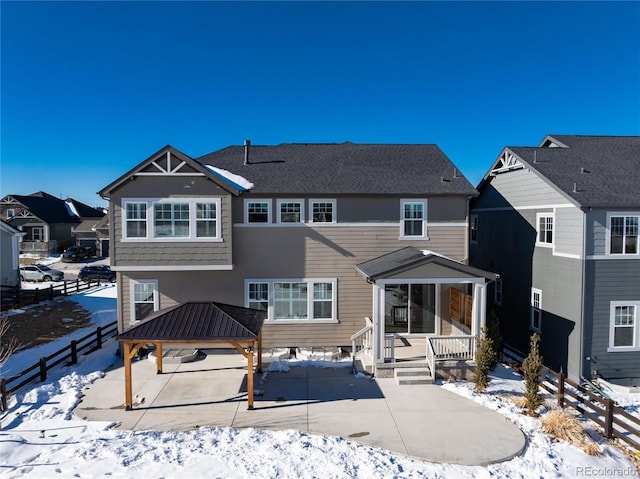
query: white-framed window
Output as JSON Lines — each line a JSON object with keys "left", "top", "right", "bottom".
{"left": 536, "top": 213, "right": 554, "bottom": 247}
{"left": 401, "top": 200, "right": 427, "bottom": 238}
{"left": 131, "top": 279, "right": 158, "bottom": 323}
{"left": 6, "top": 208, "right": 14, "bottom": 218}
{"left": 247, "top": 282, "right": 269, "bottom": 311}
{"left": 122, "top": 198, "right": 222, "bottom": 241}
{"left": 470, "top": 214, "right": 479, "bottom": 244}
{"left": 245, "top": 278, "right": 337, "bottom": 321}
{"left": 277, "top": 200, "right": 304, "bottom": 223}
{"left": 609, "top": 302, "right": 640, "bottom": 351}
{"left": 125, "top": 202, "right": 148, "bottom": 238}
{"left": 310, "top": 199, "right": 336, "bottom": 223}
{"left": 32, "top": 227, "right": 45, "bottom": 242}
{"left": 530, "top": 288, "right": 542, "bottom": 332}
{"left": 246, "top": 200, "right": 271, "bottom": 223}
{"left": 494, "top": 277, "right": 503, "bottom": 306}
{"left": 608, "top": 214, "right": 639, "bottom": 255}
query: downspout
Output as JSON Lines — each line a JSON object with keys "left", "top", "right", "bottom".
{"left": 579, "top": 209, "right": 587, "bottom": 379}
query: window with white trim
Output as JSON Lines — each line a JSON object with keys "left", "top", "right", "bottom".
{"left": 125, "top": 202, "right": 147, "bottom": 238}
{"left": 310, "top": 200, "right": 336, "bottom": 223}
{"left": 609, "top": 215, "right": 639, "bottom": 255}
{"left": 494, "top": 277, "right": 503, "bottom": 306}
{"left": 131, "top": 280, "right": 158, "bottom": 323}
{"left": 531, "top": 288, "right": 542, "bottom": 332}
{"left": 247, "top": 282, "right": 269, "bottom": 311}
{"left": 470, "top": 214, "right": 479, "bottom": 244}
{"left": 246, "top": 201, "right": 270, "bottom": 223}
{"left": 536, "top": 213, "right": 554, "bottom": 246}
{"left": 278, "top": 200, "right": 303, "bottom": 223}
{"left": 31, "top": 227, "right": 45, "bottom": 241}
{"left": 245, "top": 279, "right": 337, "bottom": 321}
{"left": 401, "top": 200, "right": 426, "bottom": 238}
{"left": 609, "top": 302, "right": 640, "bottom": 350}
{"left": 6, "top": 209, "right": 14, "bottom": 218}
{"left": 122, "top": 198, "right": 221, "bottom": 240}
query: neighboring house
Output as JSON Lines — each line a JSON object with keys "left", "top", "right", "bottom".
{"left": 0, "top": 220, "right": 25, "bottom": 287}
{"left": 470, "top": 135, "right": 640, "bottom": 381}
{"left": 72, "top": 212, "right": 109, "bottom": 257}
{"left": 0, "top": 191, "right": 105, "bottom": 255}
{"left": 99, "top": 142, "right": 496, "bottom": 374}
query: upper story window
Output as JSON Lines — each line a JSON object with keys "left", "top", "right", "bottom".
{"left": 310, "top": 200, "right": 336, "bottom": 223}
{"left": 609, "top": 302, "right": 640, "bottom": 351}
{"left": 531, "top": 288, "right": 542, "bottom": 332}
{"left": 246, "top": 201, "right": 271, "bottom": 223}
{"left": 494, "top": 277, "right": 503, "bottom": 306}
{"left": 401, "top": 200, "right": 426, "bottom": 238}
{"left": 278, "top": 200, "right": 304, "bottom": 223}
{"left": 470, "top": 214, "right": 479, "bottom": 244}
{"left": 122, "top": 198, "right": 221, "bottom": 241}
{"left": 609, "top": 214, "right": 639, "bottom": 255}
{"left": 6, "top": 208, "right": 14, "bottom": 218}
{"left": 536, "top": 213, "right": 554, "bottom": 247}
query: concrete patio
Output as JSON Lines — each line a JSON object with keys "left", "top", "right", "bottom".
{"left": 75, "top": 349, "right": 525, "bottom": 466}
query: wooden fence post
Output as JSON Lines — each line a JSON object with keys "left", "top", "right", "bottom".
{"left": 70, "top": 340, "right": 78, "bottom": 365}
{"left": 63, "top": 281, "right": 68, "bottom": 296}
{"left": 604, "top": 398, "right": 614, "bottom": 439}
{"left": 39, "top": 357, "right": 47, "bottom": 382}
{"left": 557, "top": 371, "right": 565, "bottom": 408}
{"left": 0, "top": 379, "right": 7, "bottom": 412}
{"left": 49, "top": 284, "right": 54, "bottom": 300}
{"left": 96, "top": 326, "right": 103, "bottom": 349}
{"left": 76, "top": 279, "right": 80, "bottom": 292}
{"left": 34, "top": 288, "right": 39, "bottom": 303}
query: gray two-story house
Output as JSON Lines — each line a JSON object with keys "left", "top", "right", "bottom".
{"left": 100, "top": 141, "right": 496, "bottom": 376}
{"left": 470, "top": 135, "right": 640, "bottom": 382}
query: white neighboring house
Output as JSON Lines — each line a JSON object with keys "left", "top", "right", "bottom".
{"left": 1, "top": 220, "right": 25, "bottom": 287}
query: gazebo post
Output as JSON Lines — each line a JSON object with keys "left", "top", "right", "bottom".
{"left": 247, "top": 341, "right": 254, "bottom": 410}
{"left": 257, "top": 330, "right": 263, "bottom": 373}
{"left": 156, "top": 342, "right": 163, "bottom": 374}
{"left": 123, "top": 342, "right": 133, "bottom": 411}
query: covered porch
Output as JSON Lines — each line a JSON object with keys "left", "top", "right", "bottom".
{"left": 353, "top": 247, "right": 497, "bottom": 380}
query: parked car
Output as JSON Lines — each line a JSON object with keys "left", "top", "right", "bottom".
{"left": 79, "top": 265, "right": 116, "bottom": 283}
{"left": 62, "top": 245, "right": 92, "bottom": 263}
{"left": 19, "top": 264, "right": 64, "bottom": 282}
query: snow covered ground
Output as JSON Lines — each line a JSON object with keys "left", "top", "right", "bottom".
{"left": 0, "top": 286, "right": 639, "bottom": 478}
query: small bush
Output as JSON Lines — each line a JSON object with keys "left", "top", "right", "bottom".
{"left": 541, "top": 409, "right": 601, "bottom": 456}
{"left": 474, "top": 326, "right": 495, "bottom": 393}
{"left": 523, "top": 333, "right": 544, "bottom": 413}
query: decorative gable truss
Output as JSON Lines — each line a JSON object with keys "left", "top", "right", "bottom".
{"left": 490, "top": 149, "right": 524, "bottom": 176}
{"left": 0, "top": 196, "right": 40, "bottom": 220}
{"left": 136, "top": 150, "right": 205, "bottom": 178}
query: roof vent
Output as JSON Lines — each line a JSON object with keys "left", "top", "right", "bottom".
{"left": 573, "top": 182, "right": 578, "bottom": 193}
{"left": 580, "top": 167, "right": 590, "bottom": 174}
{"left": 244, "top": 139, "right": 251, "bottom": 165}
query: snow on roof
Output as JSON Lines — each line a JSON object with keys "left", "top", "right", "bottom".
{"left": 204, "top": 165, "right": 254, "bottom": 191}
{"left": 64, "top": 199, "right": 80, "bottom": 217}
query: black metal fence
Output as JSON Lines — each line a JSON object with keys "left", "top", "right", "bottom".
{"left": 0, "top": 320, "right": 118, "bottom": 411}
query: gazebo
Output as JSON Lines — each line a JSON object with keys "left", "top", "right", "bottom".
{"left": 116, "top": 302, "right": 266, "bottom": 409}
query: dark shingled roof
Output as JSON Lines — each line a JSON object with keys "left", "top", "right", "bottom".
{"left": 117, "top": 302, "right": 265, "bottom": 342}
{"left": 196, "top": 142, "right": 478, "bottom": 196}
{"left": 507, "top": 135, "right": 640, "bottom": 208}
{"left": 356, "top": 246, "right": 497, "bottom": 282}
{"left": 6, "top": 192, "right": 105, "bottom": 224}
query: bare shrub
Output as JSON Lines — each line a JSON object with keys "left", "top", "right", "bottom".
{"left": 541, "top": 409, "right": 601, "bottom": 456}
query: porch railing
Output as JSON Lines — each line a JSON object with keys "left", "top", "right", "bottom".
{"left": 428, "top": 335, "right": 476, "bottom": 361}
{"left": 351, "top": 317, "right": 373, "bottom": 359}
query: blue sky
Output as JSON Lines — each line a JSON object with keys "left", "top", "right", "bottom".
{"left": 2, "top": 1, "right": 639, "bottom": 208}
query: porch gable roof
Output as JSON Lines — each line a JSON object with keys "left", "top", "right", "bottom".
{"left": 355, "top": 247, "right": 497, "bottom": 282}
{"left": 117, "top": 302, "right": 266, "bottom": 343}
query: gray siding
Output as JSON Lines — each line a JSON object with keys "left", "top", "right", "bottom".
{"left": 474, "top": 168, "right": 571, "bottom": 210}
{"left": 1, "top": 228, "right": 19, "bottom": 287}
{"left": 110, "top": 176, "right": 233, "bottom": 267}
{"left": 119, "top": 222, "right": 468, "bottom": 348}
{"left": 554, "top": 206, "right": 583, "bottom": 258}
{"left": 585, "top": 260, "right": 640, "bottom": 379}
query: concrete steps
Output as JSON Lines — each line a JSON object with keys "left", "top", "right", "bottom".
{"left": 395, "top": 367, "right": 433, "bottom": 385}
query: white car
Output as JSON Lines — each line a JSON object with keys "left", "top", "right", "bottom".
{"left": 19, "top": 264, "right": 64, "bottom": 282}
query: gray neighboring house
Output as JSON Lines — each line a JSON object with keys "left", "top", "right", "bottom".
{"left": 470, "top": 134, "right": 640, "bottom": 381}
{"left": 0, "top": 191, "right": 105, "bottom": 254}
{"left": 99, "top": 142, "right": 496, "bottom": 374}
{"left": 73, "top": 213, "right": 109, "bottom": 257}
{"left": 0, "top": 220, "right": 25, "bottom": 287}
